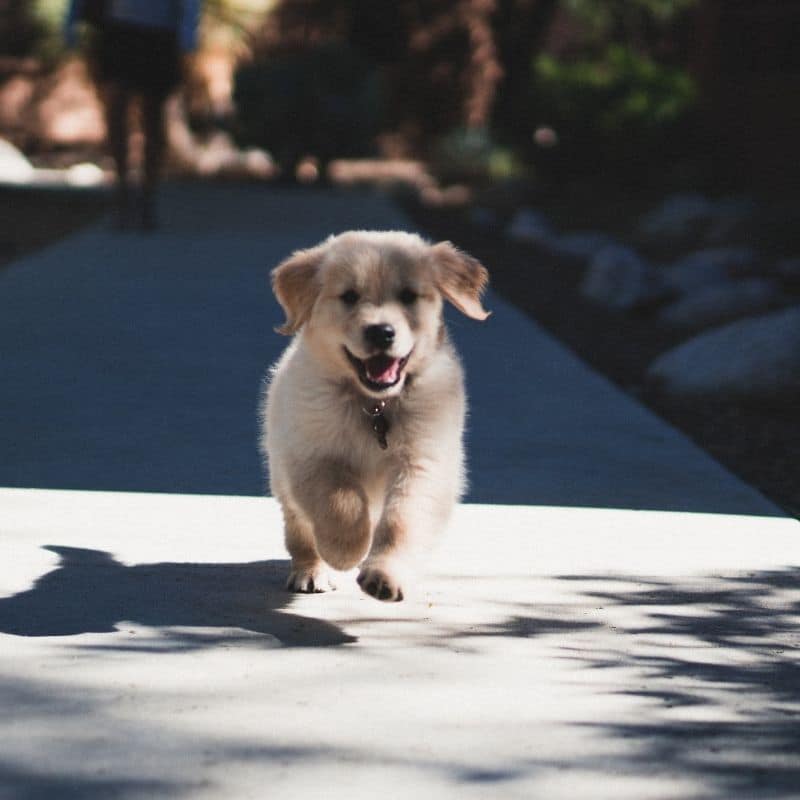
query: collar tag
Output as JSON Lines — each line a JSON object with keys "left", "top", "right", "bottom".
{"left": 362, "top": 399, "right": 389, "bottom": 449}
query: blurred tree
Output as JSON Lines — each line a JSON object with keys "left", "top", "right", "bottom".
{"left": 493, "top": 0, "right": 699, "bottom": 179}
{"left": 490, "top": 0, "right": 559, "bottom": 151}
{"left": 235, "top": 40, "right": 383, "bottom": 170}
{"left": 534, "top": 44, "right": 696, "bottom": 135}
{"left": 200, "top": 0, "right": 276, "bottom": 51}
{"left": 243, "top": 0, "right": 505, "bottom": 155}
{"left": 0, "top": 0, "right": 47, "bottom": 59}
{"left": 239, "top": 0, "right": 695, "bottom": 166}
{"left": 398, "top": 0, "right": 502, "bottom": 135}
{"left": 563, "top": 0, "right": 695, "bottom": 53}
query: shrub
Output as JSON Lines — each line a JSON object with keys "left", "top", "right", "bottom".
{"left": 233, "top": 42, "right": 385, "bottom": 170}
{"left": 529, "top": 44, "right": 697, "bottom": 175}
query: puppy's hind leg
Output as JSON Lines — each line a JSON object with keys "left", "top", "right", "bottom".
{"left": 282, "top": 503, "right": 336, "bottom": 593}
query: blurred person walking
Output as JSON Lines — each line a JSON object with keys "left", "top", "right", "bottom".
{"left": 65, "top": 0, "right": 201, "bottom": 230}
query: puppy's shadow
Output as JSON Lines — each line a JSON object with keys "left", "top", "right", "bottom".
{"left": 0, "top": 545, "right": 354, "bottom": 649}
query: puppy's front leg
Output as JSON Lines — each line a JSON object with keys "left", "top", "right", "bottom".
{"left": 290, "top": 460, "right": 372, "bottom": 573}
{"left": 282, "top": 503, "right": 335, "bottom": 593}
{"left": 358, "top": 465, "right": 458, "bottom": 602}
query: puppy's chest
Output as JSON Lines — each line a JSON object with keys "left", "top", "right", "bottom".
{"left": 310, "top": 397, "right": 412, "bottom": 466}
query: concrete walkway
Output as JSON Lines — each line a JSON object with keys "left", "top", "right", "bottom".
{"left": 0, "top": 183, "right": 782, "bottom": 513}
{"left": 1, "top": 184, "right": 798, "bottom": 799}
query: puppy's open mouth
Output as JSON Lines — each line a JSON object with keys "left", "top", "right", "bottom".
{"left": 344, "top": 348, "right": 411, "bottom": 392}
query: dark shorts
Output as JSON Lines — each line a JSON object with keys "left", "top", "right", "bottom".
{"left": 93, "top": 23, "right": 180, "bottom": 97}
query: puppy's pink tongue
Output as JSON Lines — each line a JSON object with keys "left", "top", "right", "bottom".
{"left": 365, "top": 355, "right": 400, "bottom": 384}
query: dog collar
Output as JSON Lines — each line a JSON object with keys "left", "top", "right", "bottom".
{"left": 362, "top": 399, "right": 390, "bottom": 449}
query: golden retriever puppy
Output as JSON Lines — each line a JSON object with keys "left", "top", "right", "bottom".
{"left": 261, "top": 231, "right": 489, "bottom": 601}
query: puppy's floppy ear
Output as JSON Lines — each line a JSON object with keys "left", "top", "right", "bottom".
{"left": 431, "top": 241, "right": 491, "bottom": 321}
{"left": 271, "top": 246, "right": 324, "bottom": 335}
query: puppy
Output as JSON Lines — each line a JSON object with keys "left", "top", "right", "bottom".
{"left": 261, "top": 231, "right": 489, "bottom": 601}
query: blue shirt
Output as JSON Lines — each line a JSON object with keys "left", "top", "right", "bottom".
{"left": 65, "top": 0, "right": 201, "bottom": 52}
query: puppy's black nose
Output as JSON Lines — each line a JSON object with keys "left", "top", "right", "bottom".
{"left": 364, "top": 323, "right": 395, "bottom": 350}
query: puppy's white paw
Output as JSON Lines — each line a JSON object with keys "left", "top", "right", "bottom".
{"left": 357, "top": 562, "right": 404, "bottom": 602}
{"left": 286, "top": 564, "right": 336, "bottom": 594}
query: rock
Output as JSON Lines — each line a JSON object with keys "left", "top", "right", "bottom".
{"left": 0, "top": 138, "right": 34, "bottom": 183}
{"left": 704, "top": 195, "right": 758, "bottom": 244}
{"left": 580, "top": 245, "right": 667, "bottom": 311}
{"left": 657, "top": 278, "right": 786, "bottom": 331}
{"left": 662, "top": 247, "right": 760, "bottom": 294}
{"left": 639, "top": 193, "right": 758, "bottom": 248}
{"left": 646, "top": 306, "right": 800, "bottom": 400}
{"left": 506, "top": 208, "right": 554, "bottom": 247}
{"left": 507, "top": 210, "right": 614, "bottom": 262}
{"left": 638, "top": 192, "right": 713, "bottom": 245}
{"left": 548, "top": 231, "right": 615, "bottom": 262}
{"left": 468, "top": 206, "right": 498, "bottom": 229}
{"left": 775, "top": 257, "right": 800, "bottom": 289}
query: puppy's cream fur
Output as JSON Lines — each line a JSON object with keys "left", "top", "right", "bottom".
{"left": 260, "top": 231, "right": 489, "bottom": 601}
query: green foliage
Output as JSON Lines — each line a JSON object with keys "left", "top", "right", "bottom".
{"left": 433, "top": 127, "right": 528, "bottom": 181}
{"left": 563, "top": 0, "right": 695, "bottom": 42}
{"left": 530, "top": 44, "right": 697, "bottom": 172}
{"left": 34, "top": 0, "right": 68, "bottom": 31}
{"left": 199, "top": 0, "right": 275, "bottom": 49}
{"left": 30, "top": 0, "right": 69, "bottom": 62}
{"left": 0, "top": 1, "right": 60, "bottom": 61}
{"left": 535, "top": 45, "right": 696, "bottom": 134}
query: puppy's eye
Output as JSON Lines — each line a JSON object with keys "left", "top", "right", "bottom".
{"left": 340, "top": 289, "right": 359, "bottom": 307}
{"left": 399, "top": 288, "right": 418, "bottom": 305}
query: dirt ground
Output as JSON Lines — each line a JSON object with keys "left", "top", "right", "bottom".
{"left": 2, "top": 182, "right": 797, "bottom": 519}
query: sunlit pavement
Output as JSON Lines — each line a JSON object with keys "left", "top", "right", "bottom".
{"left": 1, "top": 183, "right": 798, "bottom": 798}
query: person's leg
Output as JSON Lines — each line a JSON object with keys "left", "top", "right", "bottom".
{"left": 103, "top": 81, "right": 132, "bottom": 228}
{"left": 140, "top": 91, "right": 167, "bottom": 230}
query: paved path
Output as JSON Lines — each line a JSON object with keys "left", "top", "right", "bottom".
{"left": 0, "top": 183, "right": 781, "bottom": 513}
{"left": 1, "top": 488, "right": 798, "bottom": 799}
{"left": 1, "top": 184, "right": 798, "bottom": 799}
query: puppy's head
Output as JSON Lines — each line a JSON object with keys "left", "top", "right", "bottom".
{"left": 272, "top": 231, "right": 489, "bottom": 398}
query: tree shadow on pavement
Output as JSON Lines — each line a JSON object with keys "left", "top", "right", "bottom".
{"left": 0, "top": 760, "right": 187, "bottom": 800}
{"left": 559, "top": 568, "right": 800, "bottom": 800}
{"left": 0, "top": 545, "right": 354, "bottom": 649}
{"left": 0, "top": 672, "right": 326, "bottom": 800}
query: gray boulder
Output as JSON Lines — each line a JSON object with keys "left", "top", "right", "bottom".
{"left": 638, "top": 192, "right": 712, "bottom": 244}
{"left": 580, "top": 245, "right": 667, "bottom": 311}
{"left": 704, "top": 196, "right": 758, "bottom": 244}
{"left": 776, "top": 257, "right": 800, "bottom": 286}
{"left": 646, "top": 306, "right": 800, "bottom": 399}
{"left": 469, "top": 206, "right": 498, "bottom": 230}
{"left": 548, "top": 230, "right": 615, "bottom": 262}
{"left": 639, "top": 193, "right": 759, "bottom": 247}
{"left": 662, "top": 247, "right": 760, "bottom": 294}
{"left": 657, "top": 278, "right": 786, "bottom": 331}
{"left": 506, "top": 208, "right": 554, "bottom": 247}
